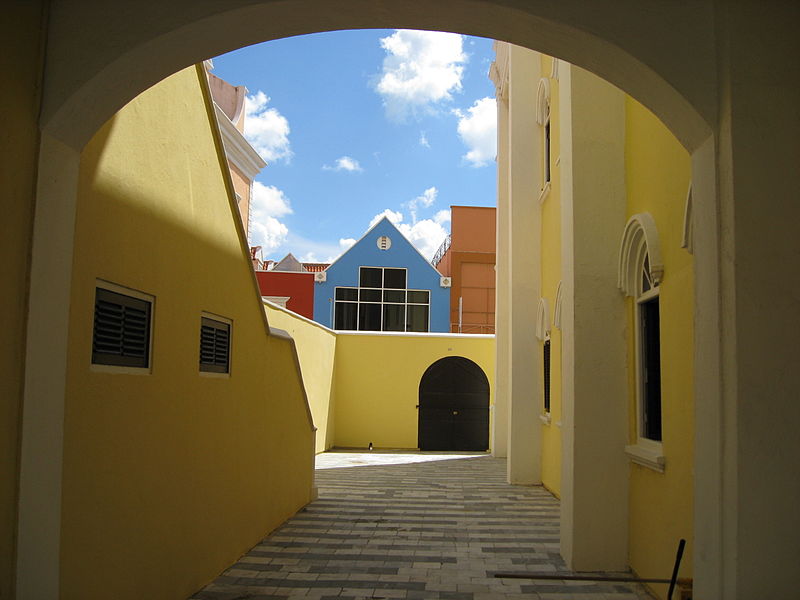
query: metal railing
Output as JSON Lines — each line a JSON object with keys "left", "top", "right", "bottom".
{"left": 450, "top": 323, "right": 495, "bottom": 335}
{"left": 431, "top": 234, "right": 452, "bottom": 267}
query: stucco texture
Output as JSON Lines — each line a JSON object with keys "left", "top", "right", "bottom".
{"left": 265, "top": 303, "right": 337, "bottom": 452}
{"left": 333, "top": 333, "right": 495, "bottom": 449}
{"left": 60, "top": 66, "right": 314, "bottom": 600}
{"left": 539, "top": 53, "right": 563, "bottom": 499}
{"left": 624, "top": 96, "right": 693, "bottom": 598}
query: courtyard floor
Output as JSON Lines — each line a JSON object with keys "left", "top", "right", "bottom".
{"left": 191, "top": 451, "right": 655, "bottom": 600}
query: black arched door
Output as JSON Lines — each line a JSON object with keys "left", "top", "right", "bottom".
{"left": 418, "top": 357, "right": 489, "bottom": 451}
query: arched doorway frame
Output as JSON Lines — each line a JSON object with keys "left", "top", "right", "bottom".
{"left": 20, "top": 2, "right": 732, "bottom": 598}
{"left": 418, "top": 356, "right": 490, "bottom": 451}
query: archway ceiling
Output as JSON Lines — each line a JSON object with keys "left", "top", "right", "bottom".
{"left": 43, "top": 0, "right": 714, "bottom": 151}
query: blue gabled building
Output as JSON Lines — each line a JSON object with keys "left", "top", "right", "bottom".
{"left": 313, "top": 217, "right": 450, "bottom": 332}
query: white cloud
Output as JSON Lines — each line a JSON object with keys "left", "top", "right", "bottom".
{"left": 249, "top": 182, "right": 292, "bottom": 251}
{"left": 433, "top": 209, "right": 451, "bottom": 225}
{"left": 339, "top": 238, "right": 357, "bottom": 250}
{"left": 300, "top": 251, "right": 336, "bottom": 263}
{"left": 376, "top": 30, "right": 466, "bottom": 120}
{"left": 417, "top": 186, "right": 437, "bottom": 208}
{"left": 369, "top": 208, "right": 405, "bottom": 228}
{"left": 453, "top": 96, "right": 497, "bottom": 167}
{"left": 407, "top": 186, "right": 438, "bottom": 223}
{"left": 419, "top": 131, "right": 430, "bottom": 148}
{"left": 251, "top": 181, "right": 292, "bottom": 217}
{"left": 323, "top": 156, "right": 363, "bottom": 172}
{"left": 244, "top": 91, "right": 292, "bottom": 163}
{"left": 396, "top": 219, "right": 449, "bottom": 260}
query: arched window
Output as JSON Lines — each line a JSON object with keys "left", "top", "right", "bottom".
{"left": 536, "top": 298, "right": 551, "bottom": 415}
{"left": 619, "top": 214, "right": 664, "bottom": 450}
{"left": 536, "top": 78, "right": 551, "bottom": 191}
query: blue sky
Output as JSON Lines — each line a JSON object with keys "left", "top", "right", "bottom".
{"left": 211, "top": 29, "right": 497, "bottom": 263}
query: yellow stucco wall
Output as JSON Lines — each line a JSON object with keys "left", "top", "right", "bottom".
{"left": 265, "top": 302, "right": 338, "bottom": 452}
{"left": 333, "top": 333, "right": 496, "bottom": 449}
{"left": 0, "top": 3, "right": 43, "bottom": 596}
{"left": 539, "top": 54, "right": 563, "bottom": 498}
{"left": 60, "top": 66, "right": 314, "bottom": 600}
{"left": 624, "top": 96, "right": 694, "bottom": 598}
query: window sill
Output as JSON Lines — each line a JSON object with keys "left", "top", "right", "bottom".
{"left": 200, "top": 371, "right": 230, "bottom": 379}
{"left": 625, "top": 443, "right": 665, "bottom": 472}
{"left": 91, "top": 364, "right": 151, "bottom": 375}
{"left": 538, "top": 181, "right": 551, "bottom": 205}
{"left": 539, "top": 413, "right": 552, "bottom": 425}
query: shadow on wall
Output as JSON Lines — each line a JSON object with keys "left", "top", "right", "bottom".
{"left": 59, "top": 66, "right": 315, "bottom": 600}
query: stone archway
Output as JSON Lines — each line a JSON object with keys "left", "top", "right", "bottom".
{"left": 19, "top": 3, "right": 800, "bottom": 599}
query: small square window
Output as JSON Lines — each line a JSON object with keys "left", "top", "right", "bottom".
{"left": 358, "top": 303, "right": 382, "bottom": 331}
{"left": 359, "top": 288, "right": 382, "bottom": 302}
{"left": 383, "top": 268, "right": 406, "bottom": 289}
{"left": 200, "top": 316, "right": 231, "bottom": 374}
{"left": 406, "top": 304, "right": 429, "bottom": 332}
{"left": 335, "top": 287, "right": 358, "bottom": 301}
{"left": 92, "top": 287, "right": 152, "bottom": 368}
{"left": 407, "top": 290, "right": 429, "bottom": 304}
{"left": 383, "top": 304, "right": 405, "bottom": 332}
{"left": 334, "top": 302, "right": 357, "bottom": 330}
{"left": 359, "top": 267, "right": 382, "bottom": 288}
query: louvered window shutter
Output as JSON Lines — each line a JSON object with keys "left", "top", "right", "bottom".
{"left": 199, "top": 317, "right": 230, "bottom": 373}
{"left": 92, "top": 288, "right": 152, "bottom": 368}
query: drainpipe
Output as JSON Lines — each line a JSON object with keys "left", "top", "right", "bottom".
{"left": 458, "top": 296, "right": 463, "bottom": 333}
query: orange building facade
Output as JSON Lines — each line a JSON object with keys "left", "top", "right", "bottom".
{"left": 434, "top": 206, "right": 496, "bottom": 334}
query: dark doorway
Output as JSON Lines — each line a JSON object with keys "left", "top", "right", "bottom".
{"left": 418, "top": 357, "right": 490, "bottom": 451}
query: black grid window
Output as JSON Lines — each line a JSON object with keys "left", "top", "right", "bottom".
{"left": 333, "top": 266, "right": 429, "bottom": 332}
{"left": 543, "top": 339, "right": 551, "bottom": 413}
{"left": 200, "top": 317, "right": 231, "bottom": 374}
{"left": 92, "top": 287, "right": 152, "bottom": 368}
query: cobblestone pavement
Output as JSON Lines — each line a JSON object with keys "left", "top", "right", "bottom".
{"left": 191, "top": 451, "right": 655, "bottom": 600}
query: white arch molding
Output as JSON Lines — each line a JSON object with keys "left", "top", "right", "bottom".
{"left": 535, "top": 77, "right": 551, "bottom": 126}
{"left": 617, "top": 213, "right": 664, "bottom": 297}
{"left": 553, "top": 281, "right": 563, "bottom": 330}
{"left": 535, "top": 298, "right": 550, "bottom": 341}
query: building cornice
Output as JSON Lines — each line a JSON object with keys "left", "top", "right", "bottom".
{"left": 214, "top": 103, "right": 267, "bottom": 181}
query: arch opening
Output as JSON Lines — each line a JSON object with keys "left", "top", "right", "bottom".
{"left": 41, "top": 0, "right": 712, "bottom": 152}
{"left": 418, "top": 356, "right": 490, "bottom": 451}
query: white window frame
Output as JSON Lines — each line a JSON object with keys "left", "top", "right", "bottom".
{"left": 627, "top": 253, "right": 665, "bottom": 472}
{"left": 332, "top": 266, "right": 431, "bottom": 332}
{"left": 618, "top": 214, "right": 666, "bottom": 472}
{"left": 536, "top": 77, "right": 552, "bottom": 203}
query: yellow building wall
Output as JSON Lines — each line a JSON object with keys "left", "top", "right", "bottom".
{"left": 0, "top": 3, "right": 44, "bottom": 596}
{"left": 60, "top": 66, "right": 314, "bottom": 600}
{"left": 624, "top": 97, "right": 693, "bottom": 598}
{"left": 333, "top": 334, "right": 495, "bottom": 449}
{"left": 539, "top": 54, "right": 563, "bottom": 498}
{"left": 265, "top": 302, "right": 338, "bottom": 452}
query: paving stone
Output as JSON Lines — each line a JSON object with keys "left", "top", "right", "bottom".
{"left": 190, "top": 452, "right": 655, "bottom": 600}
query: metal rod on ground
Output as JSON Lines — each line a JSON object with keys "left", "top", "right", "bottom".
{"left": 493, "top": 572, "right": 674, "bottom": 584}
{"left": 668, "top": 538, "right": 686, "bottom": 600}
